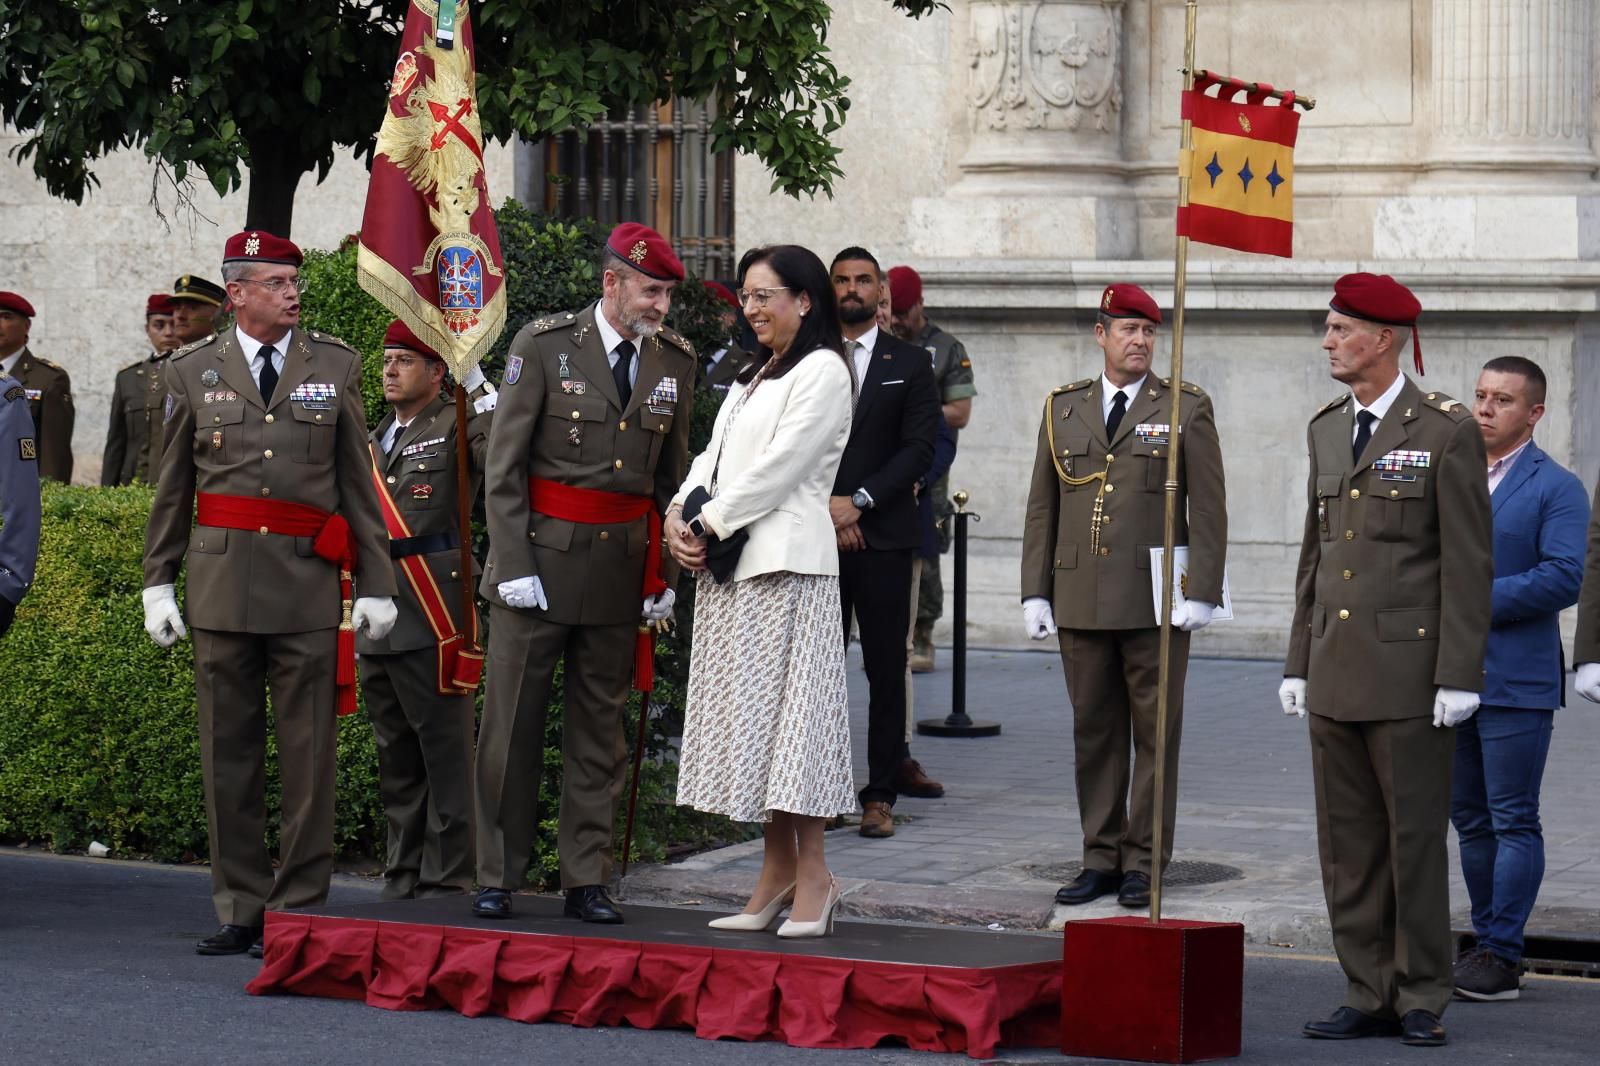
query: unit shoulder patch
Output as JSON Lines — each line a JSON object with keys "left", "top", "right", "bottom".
{"left": 4, "top": 385, "right": 22, "bottom": 403}
{"left": 19, "top": 437, "right": 36, "bottom": 460}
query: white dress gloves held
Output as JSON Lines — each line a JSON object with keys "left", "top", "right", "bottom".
{"left": 352, "top": 597, "right": 398, "bottom": 641}
{"left": 1278, "top": 677, "right": 1308, "bottom": 719}
{"left": 499, "top": 575, "right": 548, "bottom": 611}
{"left": 642, "top": 587, "right": 676, "bottom": 622}
{"left": 1432, "top": 686, "right": 1480, "bottom": 728}
{"left": 1575, "top": 662, "right": 1600, "bottom": 704}
{"left": 141, "top": 584, "right": 187, "bottom": 648}
{"left": 1022, "top": 597, "right": 1057, "bottom": 640}
{"left": 1172, "top": 600, "right": 1216, "bottom": 632}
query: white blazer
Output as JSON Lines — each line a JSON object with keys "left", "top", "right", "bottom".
{"left": 673, "top": 347, "right": 852, "bottom": 580}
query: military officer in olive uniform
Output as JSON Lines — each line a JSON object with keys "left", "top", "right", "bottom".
{"left": 887, "top": 265, "right": 978, "bottom": 673}
{"left": 103, "top": 294, "right": 179, "bottom": 486}
{"left": 0, "top": 292, "right": 75, "bottom": 483}
{"left": 358, "top": 319, "right": 494, "bottom": 899}
{"left": 1281, "top": 274, "right": 1492, "bottom": 1048}
{"left": 142, "top": 230, "right": 399, "bottom": 957}
{"left": 473, "top": 223, "right": 695, "bottom": 924}
{"left": 1021, "top": 283, "right": 1227, "bottom": 910}
{"left": 171, "top": 274, "right": 228, "bottom": 346}
{"left": 701, "top": 281, "right": 750, "bottom": 393}
{"left": 1, "top": 370, "right": 41, "bottom": 638}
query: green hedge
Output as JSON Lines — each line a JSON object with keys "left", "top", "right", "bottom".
{"left": 0, "top": 203, "right": 751, "bottom": 883}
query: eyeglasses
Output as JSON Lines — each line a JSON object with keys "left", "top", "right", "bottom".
{"left": 381, "top": 354, "right": 427, "bottom": 370}
{"left": 737, "top": 287, "right": 795, "bottom": 309}
{"left": 239, "top": 276, "right": 307, "bottom": 295}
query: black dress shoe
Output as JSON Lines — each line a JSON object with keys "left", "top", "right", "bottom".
{"left": 1401, "top": 1010, "right": 1447, "bottom": 1047}
{"left": 1302, "top": 1006, "right": 1402, "bottom": 1040}
{"left": 247, "top": 934, "right": 265, "bottom": 959}
{"left": 1055, "top": 868, "right": 1121, "bottom": 905}
{"left": 564, "top": 885, "right": 624, "bottom": 924}
{"left": 1117, "top": 871, "right": 1151, "bottom": 908}
{"left": 196, "top": 924, "right": 261, "bottom": 956}
{"left": 472, "top": 887, "right": 513, "bottom": 919}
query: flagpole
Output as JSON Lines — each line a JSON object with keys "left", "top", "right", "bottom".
{"left": 1150, "top": 0, "right": 1199, "bottom": 926}
{"left": 453, "top": 382, "right": 476, "bottom": 666}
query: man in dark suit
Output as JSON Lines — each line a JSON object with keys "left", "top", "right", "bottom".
{"left": 1450, "top": 356, "right": 1587, "bottom": 1002}
{"left": 828, "top": 248, "right": 940, "bottom": 838}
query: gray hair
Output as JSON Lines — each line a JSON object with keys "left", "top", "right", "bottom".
{"left": 220, "top": 262, "right": 263, "bottom": 284}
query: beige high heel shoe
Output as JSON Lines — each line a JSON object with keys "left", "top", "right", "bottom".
{"left": 775, "top": 878, "right": 841, "bottom": 939}
{"left": 707, "top": 880, "right": 797, "bottom": 931}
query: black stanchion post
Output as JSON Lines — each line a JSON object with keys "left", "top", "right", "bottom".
{"left": 918, "top": 490, "right": 1001, "bottom": 738}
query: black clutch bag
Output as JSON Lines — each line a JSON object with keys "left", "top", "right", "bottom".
{"left": 682, "top": 486, "right": 748, "bottom": 584}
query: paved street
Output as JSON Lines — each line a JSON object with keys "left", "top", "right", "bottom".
{"left": 629, "top": 648, "right": 1600, "bottom": 951}
{"left": 3, "top": 848, "right": 1598, "bottom": 1064}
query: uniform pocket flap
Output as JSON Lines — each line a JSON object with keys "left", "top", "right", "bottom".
{"left": 204, "top": 403, "right": 248, "bottom": 427}
{"left": 1316, "top": 474, "right": 1343, "bottom": 498}
{"left": 1059, "top": 434, "right": 1091, "bottom": 457}
{"left": 1375, "top": 477, "right": 1426, "bottom": 500}
{"left": 558, "top": 396, "right": 609, "bottom": 423}
{"left": 529, "top": 514, "right": 575, "bottom": 551}
{"left": 1054, "top": 544, "right": 1077, "bottom": 569}
{"left": 1376, "top": 607, "right": 1440, "bottom": 641}
{"left": 189, "top": 527, "right": 228, "bottom": 554}
{"left": 289, "top": 402, "right": 336, "bottom": 424}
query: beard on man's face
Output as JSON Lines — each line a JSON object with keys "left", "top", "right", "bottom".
{"left": 838, "top": 296, "right": 876, "bottom": 325}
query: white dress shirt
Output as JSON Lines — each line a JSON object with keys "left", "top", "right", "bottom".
{"left": 381, "top": 416, "right": 412, "bottom": 455}
{"left": 1487, "top": 436, "right": 1534, "bottom": 495}
{"left": 593, "top": 300, "right": 640, "bottom": 389}
{"left": 234, "top": 326, "right": 288, "bottom": 390}
{"left": 0, "top": 350, "right": 22, "bottom": 377}
{"left": 1100, "top": 372, "right": 1147, "bottom": 420}
{"left": 1351, "top": 371, "right": 1405, "bottom": 445}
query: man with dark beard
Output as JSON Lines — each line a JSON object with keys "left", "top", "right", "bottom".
{"left": 828, "top": 248, "right": 940, "bottom": 837}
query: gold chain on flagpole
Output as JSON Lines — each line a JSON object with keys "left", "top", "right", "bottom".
{"left": 1150, "top": 0, "right": 1200, "bottom": 927}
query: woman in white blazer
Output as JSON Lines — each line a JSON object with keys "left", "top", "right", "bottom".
{"left": 666, "top": 245, "right": 855, "bottom": 938}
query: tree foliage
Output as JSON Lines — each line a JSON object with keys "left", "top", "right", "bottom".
{"left": 0, "top": 0, "right": 944, "bottom": 234}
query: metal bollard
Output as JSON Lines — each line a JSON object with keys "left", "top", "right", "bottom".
{"left": 917, "top": 491, "right": 1001, "bottom": 738}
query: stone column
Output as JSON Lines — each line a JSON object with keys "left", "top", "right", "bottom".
{"left": 1429, "top": 0, "right": 1596, "bottom": 177}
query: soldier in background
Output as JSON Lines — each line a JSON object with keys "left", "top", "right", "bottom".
{"left": 887, "top": 265, "right": 977, "bottom": 672}
{"left": 1282, "top": 273, "right": 1492, "bottom": 1047}
{"left": 700, "top": 280, "right": 750, "bottom": 394}
{"left": 472, "top": 223, "right": 694, "bottom": 924}
{"left": 103, "top": 294, "right": 178, "bottom": 486}
{"left": 0, "top": 369, "right": 41, "bottom": 638}
{"left": 170, "top": 274, "right": 228, "bottom": 346}
{"left": 358, "top": 320, "right": 494, "bottom": 899}
{"left": 0, "top": 292, "right": 74, "bottom": 483}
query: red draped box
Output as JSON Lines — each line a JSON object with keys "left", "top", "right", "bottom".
{"left": 1060, "top": 917, "right": 1243, "bottom": 1063}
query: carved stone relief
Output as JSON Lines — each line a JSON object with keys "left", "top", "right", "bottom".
{"left": 967, "top": 1, "right": 1122, "bottom": 135}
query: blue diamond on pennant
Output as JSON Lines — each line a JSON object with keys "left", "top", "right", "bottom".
{"left": 1237, "top": 159, "right": 1254, "bottom": 193}
{"left": 1204, "top": 151, "right": 1223, "bottom": 188}
{"left": 1267, "top": 160, "right": 1285, "bottom": 197}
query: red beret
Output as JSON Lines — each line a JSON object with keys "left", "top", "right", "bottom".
{"left": 383, "top": 319, "right": 440, "bottom": 360}
{"left": 606, "top": 223, "right": 684, "bottom": 282}
{"left": 0, "top": 291, "right": 36, "bottom": 318}
{"left": 887, "top": 266, "right": 922, "bottom": 314}
{"left": 1098, "top": 283, "right": 1162, "bottom": 326}
{"left": 1330, "top": 272, "right": 1424, "bottom": 374}
{"left": 703, "top": 280, "right": 740, "bottom": 311}
{"left": 145, "top": 294, "right": 176, "bottom": 316}
{"left": 223, "top": 230, "right": 303, "bottom": 267}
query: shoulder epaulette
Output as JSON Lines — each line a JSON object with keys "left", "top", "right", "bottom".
{"left": 655, "top": 327, "right": 696, "bottom": 360}
{"left": 1159, "top": 376, "right": 1206, "bottom": 397}
{"left": 525, "top": 314, "right": 570, "bottom": 336}
{"left": 1312, "top": 392, "right": 1350, "bottom": 418}
{"left": 171, "top": 334, "right": 215, "bottom": 360}
{"left": 308, "top": 330, "right": 359, "bottom": 355}
{"left": 37, "top": 357, "right": 64, "bottom": 371}
{"left": 1421, "top": 390, "right": 1471, "bottom": 419}
{"left": 1054, "top": 379, "right": 1094, "bottom": 395}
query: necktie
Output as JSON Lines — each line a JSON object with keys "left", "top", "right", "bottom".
{"left": 1353, "top": 410, "right": 1376, "bottom": 464}
{"left": 613, "top": 340, "right": 635, "bottom": 408}
{"left": 383, "top": 419, "right": 405, "bottom": 454}
{"left": 258, "top": 346, "right": 279, "bottom": 406}
{"left": 1105, "top": 389, "right": 1127, "bottom": 441}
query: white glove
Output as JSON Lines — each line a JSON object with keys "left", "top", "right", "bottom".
{"left": 1432, "top": 686, "right": 1480, "bottom": 728}
{"left": 1576, "top": 663, "right": 1600, "bottom": 704}
{"left": 642, "top": 587, "right": 676, "bottom": 622}
{"left": 141, "top": 584, "right": 187, "bottom": 648}
{"left": 1171, "top": 600, "right": 1216, "bottom": 632}
{"left": 352, "top": 596, "right": 398, "bottom": 641}
{"left": 1022, "top": 597, "right": 1057, "bottom": 640}
{"left": 498, "top": 575, "right": 548, "bottom": 611}
{"left": 1278, "top": 677, "right": 1307, "bottom": 719}
{"left": 462, "top": 364, "right": 487, "bottom": 391}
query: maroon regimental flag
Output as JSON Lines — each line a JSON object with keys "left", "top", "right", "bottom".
{"left": 358, "top": 0, "right": 505, "bottom": 375}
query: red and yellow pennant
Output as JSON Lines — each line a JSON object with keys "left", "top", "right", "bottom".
{"left": 1177, "top": 71, "right": 1304, "bottom": 258}
{"left": 358, "top": 0, "right": 506, "bottom": 377}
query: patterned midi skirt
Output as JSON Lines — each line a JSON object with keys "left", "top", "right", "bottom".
{"left": 676, "top": 570, "right": 857, "bottom": 822}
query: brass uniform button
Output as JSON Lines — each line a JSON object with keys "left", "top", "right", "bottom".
{"left": 259, "top": 526, "right": 270, "bottom": 536}
{"left": 614, "top": 459, "right": 623, "bottom": 469}
{"left": 599, "top": 530, "right": 610, "bottom": 541}
{"left": 263, "top": 449, "right": 273, "bottom": 459}
{"left": 315, "top": 413, "right": 323, "bottom": 422}
{"left": 1055, "top": 558, "right": 1061, "bottom": 566}
{"left": 1152, "top": 448, "right": 1162, "bottom": 457}
{"left": 1390, "top": 489, "right": 1399, "bottom": 497}
{"left": 1106, "top": 454, "right": 1115, "bottom": 463}
{"left": 213, "top": 415, "right": 221, "bottom": 424}
{"left": 265, "top": 413, "right": 275, "bottom": 424}
{"left": 528, "top": 531, "right": 536, "bottom": 540}
{"left": 417, "top": 463, "right": 426, "bottom": 471}
{"left": 571, "top": 410, "right": 581, "bottom": 419}
{"left": 1349, "top": 489, "right": 1360, "bottom": 499}
{"left": 1100, "top": 546, "right": 1110, "bottom": 556}
{"left": 1418, "top": 628, "right": 1427, "bottom": 637}
{"left": 618, "top": 420, "right": 627, "bottom": 430}
{"left": 451, "top": 571, "right": 459, "bottom": 579}
{"left": 1343, "top": 569, "right": 1353, "bottom": 580}
{"left": 386, "top": 475, "right": 396, "bottom": 484}
{"left": 1338, "top": 609, "right": 1350, "bottom": 620}
{"left": 1345, "top": 530, "right": 1355, "bottom": 540}
{"left": 260, "top": 487, "right": 270, "bottom": 497}
{"left": 1105, "top": 483, "right": 1115, "bottom": 493}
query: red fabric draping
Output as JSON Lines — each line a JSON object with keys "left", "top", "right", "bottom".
{"left": 246, "top": 912, "right": 1060, "bottom": 1058}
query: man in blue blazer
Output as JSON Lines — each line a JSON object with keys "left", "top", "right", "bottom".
{"left": 1451, "top": 356, "right": 1588, "bottom": 1002}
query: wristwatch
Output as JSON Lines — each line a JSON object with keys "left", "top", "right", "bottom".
{"left": 850, "top": 488, "right": 874, "bottom": 510}
{"left": 687, "top": 515, "right": 708, "bottom": 538}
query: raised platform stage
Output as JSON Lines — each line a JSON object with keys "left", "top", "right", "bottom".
{"left": 245, "top": 895, "right": 1062, "bottom": 1058}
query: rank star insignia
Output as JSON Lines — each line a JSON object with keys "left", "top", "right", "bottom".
{"left": 245, "top": 233, "right": 261, "bottom": 256}
{"left": 628, "top": 240, "right": 648, "bottom": 264}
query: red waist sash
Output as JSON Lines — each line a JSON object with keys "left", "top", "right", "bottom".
{"left": 195, "top": 491, "right": 360, "bottom": 715}
{"left": 528, "top": 477, "right": 665, "bottom": 692}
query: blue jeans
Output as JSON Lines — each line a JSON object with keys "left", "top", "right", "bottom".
{"left": 1450, "top": 705, "right": 1554, "bottom": 964}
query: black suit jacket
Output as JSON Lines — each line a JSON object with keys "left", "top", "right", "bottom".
{"left": 831, "top": 330, "right": 940, "bottom": 551}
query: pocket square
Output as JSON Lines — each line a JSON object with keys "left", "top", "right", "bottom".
{"left": 881, "top": 379, "right": 905, "bottom": 385}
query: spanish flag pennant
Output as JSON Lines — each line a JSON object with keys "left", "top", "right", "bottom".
{"left": 1177, "top": 71, "right": 1304, "bottom": 258}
